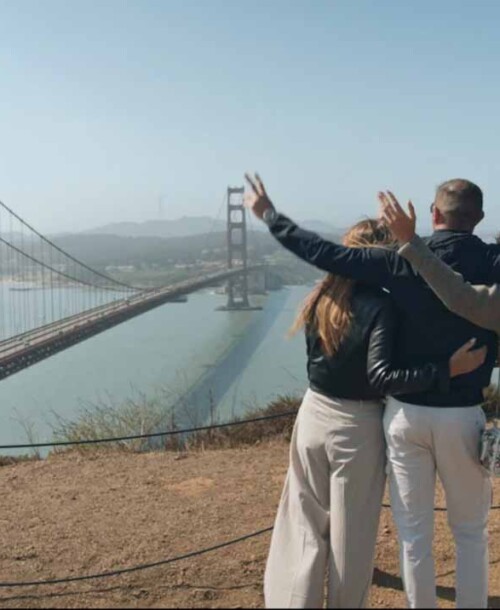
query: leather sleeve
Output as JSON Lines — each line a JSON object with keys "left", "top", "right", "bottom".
{"left": 367, "top": 302, "right": 450, "bottom": 396}
{"left": 268, "top": 213, "right": 403, "bottom": 286}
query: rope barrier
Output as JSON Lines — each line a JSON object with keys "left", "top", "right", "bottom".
{"left": 0, "top": 500, "right": 498, "bottom": 588}
{"left": 0, "top": 411, "right": 298, "bottom": 450}
{"left": 1, "top": 409, "right": 498, "bottom": 514}
{"left": 2, "top": 407, "right": 497, "bottom": 452}
{"left": 0, "top": 527, "right": 274, "bottom": 588}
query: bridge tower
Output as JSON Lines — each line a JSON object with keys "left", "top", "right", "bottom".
{"left": 226, "top": 186, "right": 250, "bottom": 309}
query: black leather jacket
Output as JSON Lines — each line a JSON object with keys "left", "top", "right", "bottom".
{"left": 307, "top": 285, "right": 450, "bottom": 401}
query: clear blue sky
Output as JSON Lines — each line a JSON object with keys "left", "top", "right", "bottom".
{"left": 1, "top": 0, "right": 500, "bottom": 234}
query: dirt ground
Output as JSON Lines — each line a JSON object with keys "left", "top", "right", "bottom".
{"left": 0, "top": 441, "right": 498, "bottom": 609}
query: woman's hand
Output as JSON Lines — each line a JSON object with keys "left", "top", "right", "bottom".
{"left": 449, "top": 338, "right": 487, "bottom": 378}
{"left": 244, "top": 173, "right": 274, "bottom": 219}
{"left": 378, "top": 191, "right": 417, "bottom": 244}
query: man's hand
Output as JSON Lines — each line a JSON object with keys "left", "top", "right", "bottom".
{"left": 378, "top": 191, "right": 417, "bottom": 245}
{"left": 244, "top": 173, "right": 274, "bottom": 219}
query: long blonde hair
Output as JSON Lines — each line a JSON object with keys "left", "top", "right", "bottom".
{"left": 291, "top": 219, "right": 394, "bottom": 357}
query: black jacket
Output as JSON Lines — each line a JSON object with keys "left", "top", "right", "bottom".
{"left": 270, "top": 213, "right": 500, "bottom": 407}
{"left": 307, "top": 284, "right": 449, "bottom": 401}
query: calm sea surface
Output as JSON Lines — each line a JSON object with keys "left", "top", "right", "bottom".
{"left": 0, "top": 286, "right": 310, "bottom": 453}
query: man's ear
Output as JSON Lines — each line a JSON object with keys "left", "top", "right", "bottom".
{"left": 475, "top": 210, "right": 485, "bottom": 227}
{"left": 433, "top": 205, "right": 444, "bottom": 225}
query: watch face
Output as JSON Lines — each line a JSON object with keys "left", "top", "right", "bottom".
{"left": 264, "top": 208, "right": 276, "bottom": 224}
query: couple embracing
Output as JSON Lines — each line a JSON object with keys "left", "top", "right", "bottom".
{"left": 244, "top": 175, "right": 498, "bottom": 609}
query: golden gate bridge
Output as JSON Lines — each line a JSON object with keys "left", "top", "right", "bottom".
{"left": 0, "top": 187, "right": 265, "bottom": 381}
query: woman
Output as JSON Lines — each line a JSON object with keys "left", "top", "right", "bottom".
{"left": 244, "top": 174, "right": 485, "bottom": 608}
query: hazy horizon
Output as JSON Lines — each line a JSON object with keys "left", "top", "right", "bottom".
{"left": 2, "top": 207, "right": 498, "bottom": 241}
{"left": 57, "top": 214, "right": 500, "bottom": 241}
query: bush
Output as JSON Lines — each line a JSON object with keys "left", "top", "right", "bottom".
{"left": 48, "top": 392, "right": 301, "bottom": 455}
{"left": 49, "top": 392, "right": 171, "bottom": 454}
{"left": 167, "top": 395, "right": 301, "bottom": 452}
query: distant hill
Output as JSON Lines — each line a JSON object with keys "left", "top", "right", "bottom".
{"left": 53, "top": 231, "right": 278, "bottom": 268}
{"left": 85, "top": 217, "right": 227, "bottom": 239}
{"left": 302, "top": 220, "right": 346, "bottom": 237}
{"left": 52, "top": 224, "right": 344, "bottom": 270}
{"left": 84, "top": 216, "right": 344, "bottom": 240}
{"left": 48, "top": 215, "right": 345, "bottom": 272}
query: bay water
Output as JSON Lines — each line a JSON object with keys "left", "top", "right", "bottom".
{"left": 0, "top": 286, "right": 310, "bottom": 454}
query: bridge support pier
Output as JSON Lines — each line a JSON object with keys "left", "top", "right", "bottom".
{"left": 217, "top": 186, "right": 262, "bottom": 312}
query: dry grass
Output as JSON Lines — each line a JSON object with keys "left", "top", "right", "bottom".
{"left": 0, "top": 440, "right": 498, "bottom": 609}
{"left": 0, "top": 392, "right": 497, "bottom": 607}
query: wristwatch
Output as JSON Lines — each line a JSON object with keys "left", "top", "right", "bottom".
{"left": 263, "top": 206, "right": 277, "bottom": 226}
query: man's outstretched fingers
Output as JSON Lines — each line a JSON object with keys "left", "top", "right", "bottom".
{"left": 378, "top": 191, "right": 391, "bottom": 208}
{"left": 255, "top": 173, "right": 267, "bottom": 196}
{"left": 377, "top": 192, "right": 388, "bottom": 220}
{"left": 387, "top": 191, "right": 405, "bottom": 215}
{"left": 382, "top": 207, "right": 397, "bottom": 224}
{"left": 378, "top": 192, "right": 394, "bottom": 220}
{"left": 245, "top": 173, "right": 259, "bottom": 195}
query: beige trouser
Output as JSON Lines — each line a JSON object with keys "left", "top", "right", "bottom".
{"left": 264, "top": 389, "right": 386, "bottom": 609}
{"left": 384, "top": 397, "right": 492, "bottom": 609}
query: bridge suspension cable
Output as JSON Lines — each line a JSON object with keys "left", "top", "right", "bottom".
{"left": 0, "top": 199, "right": 140, "bottom": 291}
{"left": 0, "top": 198, "right": 141, "bottom": 344}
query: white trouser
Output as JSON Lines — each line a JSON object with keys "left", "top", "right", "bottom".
{"left": 384, "top": 397, "right": 492, "bottom": 609}
{"left": 264, "top": 389, "right": 386, "bottom": 609}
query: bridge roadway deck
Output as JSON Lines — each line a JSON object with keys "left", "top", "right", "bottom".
{"left": 0, "top": 266, "right": 263, "bottom": 381}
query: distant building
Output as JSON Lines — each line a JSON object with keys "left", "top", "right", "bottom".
{"left": 105, "top": 265, "right": 136, "bottom": 273}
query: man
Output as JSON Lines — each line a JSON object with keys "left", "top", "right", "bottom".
{"left": 245, "top": 174, "right": 498, "bottom": 609}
